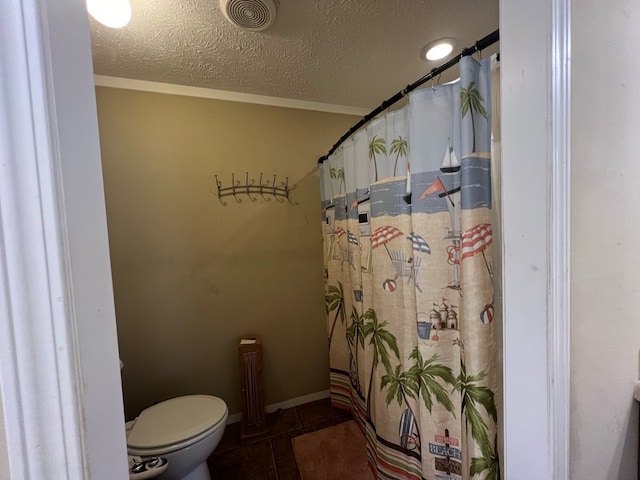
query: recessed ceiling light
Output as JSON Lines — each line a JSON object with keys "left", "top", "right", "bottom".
{"left": 421, "top": 38, "right": 458, "bottom": 62}
{"left": 86, "top": 0, "right": 131, "bottom": 28}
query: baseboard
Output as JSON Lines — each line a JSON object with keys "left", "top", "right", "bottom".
{"left": 226, "top": 390, "right": 330, "bottom": 425}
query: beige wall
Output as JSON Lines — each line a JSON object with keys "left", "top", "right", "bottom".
{"left": 95, "top": 87, "right": 359, "bottom": 419}
{"left": 570, "top": 0, "right": 640, "bottom": 478}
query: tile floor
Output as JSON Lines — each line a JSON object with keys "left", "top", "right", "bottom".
{"left": 207, "top": 397, "right": 352, "bottom": 479}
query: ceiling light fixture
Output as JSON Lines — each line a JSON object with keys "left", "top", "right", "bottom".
{"left": 421, "top": 38, "right": 458, "bottom": 62}
{"left": 86, "top": 0, "right": 131, "bottom": 29}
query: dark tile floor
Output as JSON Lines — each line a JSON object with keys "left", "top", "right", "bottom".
{"left": 207, "top": 398, "right": 352, "bottom": 480}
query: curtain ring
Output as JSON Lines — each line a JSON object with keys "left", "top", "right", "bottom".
{"left": 432, "top": 73, "right": 442, "bottom": 91}
{"left": 475, "top": 43, "right": 482, "bottom": 60}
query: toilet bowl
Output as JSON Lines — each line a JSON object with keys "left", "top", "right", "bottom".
{"left": 126, "top": 395, "right": 228, "bottom": 480}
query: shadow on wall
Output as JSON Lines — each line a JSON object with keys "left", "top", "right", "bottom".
{"left": 114, "top": 165, "right": 331, "bottom": 419}
{"left": 95, "top": 86, "right": 359, "bottom": 420}
{"left": 603, "top": 398, "right": 639, "bottom": 478}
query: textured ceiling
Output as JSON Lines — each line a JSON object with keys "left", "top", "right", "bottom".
{"left": 89, "top": 0, "right": 499, "bottom": 109}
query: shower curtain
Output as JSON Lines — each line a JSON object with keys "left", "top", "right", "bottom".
{"left": 320, "top": 56, "right": 498, "bottom": 480}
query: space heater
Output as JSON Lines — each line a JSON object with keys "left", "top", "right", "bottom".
{"left": 239, "top": 336, "right": 268, "bottom": 440}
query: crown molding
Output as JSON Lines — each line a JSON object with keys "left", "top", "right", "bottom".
{"left": 93, "top": 75, "right": 371, "bottom": 116}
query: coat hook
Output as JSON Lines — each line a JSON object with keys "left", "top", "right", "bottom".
{"left": 213, "top": 172, "right": 293, "bottom": 203}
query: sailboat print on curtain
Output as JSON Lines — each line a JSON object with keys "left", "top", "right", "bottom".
{"left": 321, "top": 56, "right": 497, "bottom": 480}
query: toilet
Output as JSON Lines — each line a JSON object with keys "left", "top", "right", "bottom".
{"left": 126, "top": 395, "right": 228, "bottom": 480}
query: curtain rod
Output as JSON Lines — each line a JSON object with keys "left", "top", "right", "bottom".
{"left": 318, "top": 29, "right": 499, "bottom": 165}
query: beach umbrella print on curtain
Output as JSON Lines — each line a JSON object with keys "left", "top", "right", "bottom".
{"left": 334, "top": 226, "right": 346, "bottom": 238}
{"left": 461, "top": 223, "right": 493, "bottom": 276}
{"left": 407, "top": 231, "right": 431, "bottom": 255}
{"left": 371, "top": 225, "right": 404, "bottom": 260}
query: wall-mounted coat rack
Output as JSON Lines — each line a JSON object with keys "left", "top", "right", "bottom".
{"left": 214, "top": 173, "right": 293, "bottom": 205}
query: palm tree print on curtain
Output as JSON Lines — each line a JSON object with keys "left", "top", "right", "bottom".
{"left": 346, "top": 306, "right": 366, "bottom": 394}
{"left": 380, "top": 347, "right": 458, "bottom": 452}
{"left": 330, "top": 166, "right": 345, "bottom": 194}
{"left": 461, "top": 82, "right": 488, "bottom": 153}
{"left": 325, "top": 281, "right": 345, "bottom": 349}
{"left": 368, "top": 135, "right": 386, "bottom": 182}
{"left": 321, "top": 56, "right": 497, "bottom": 480}
{"left": 457, "top": 356, "right": 497, "bottom": 455}
{"left": 390, "top": 136, "right": 408, "bottom": 177}
{"left": 362, "top": 308, "right": 399, "bottom": 420}
{"left": 470, "top": 435, "right": 500, "bottom": 480}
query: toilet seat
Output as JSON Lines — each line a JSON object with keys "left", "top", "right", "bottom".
{"left": 127, "top": 395, "right": 227, "bottom": 455}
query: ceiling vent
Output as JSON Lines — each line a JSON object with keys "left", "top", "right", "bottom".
{"left": 219, "top": 0, "right": 279, "bottom": 32}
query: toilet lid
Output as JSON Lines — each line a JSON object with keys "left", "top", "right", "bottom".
{"left": 127, "top": 395, "right": 227, "bottom": 449}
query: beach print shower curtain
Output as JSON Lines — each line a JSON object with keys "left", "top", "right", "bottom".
{"left": 321, "top": 57, "right": 498, "bottom": 480}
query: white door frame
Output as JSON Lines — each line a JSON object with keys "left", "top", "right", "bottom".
{"left": 0, "top": 0, "right": 570, "bottom": 478}
{"left": 0, "top": 0, "right": 128, "bottom": 478}
{"left": 500, "top": 0, "right": 571, "bottom": 478}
